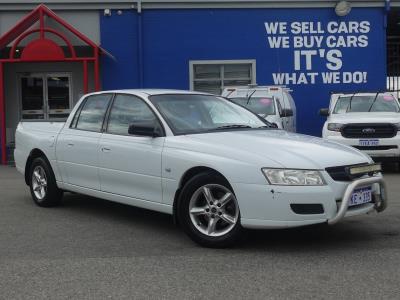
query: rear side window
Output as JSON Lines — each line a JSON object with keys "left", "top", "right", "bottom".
{"left": 75, "top": 94, "right": 111, "bottom": 132}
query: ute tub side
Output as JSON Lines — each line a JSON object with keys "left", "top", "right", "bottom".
{"left": 14, "top": 121, "right": 65, "bottom": 183}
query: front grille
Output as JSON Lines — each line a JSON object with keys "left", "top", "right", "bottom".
{"left": 341, "top": 124, "right": 397, "bottom": 138}
{"left": 353, "top": 145, "right": 398, "bottom": 151}
{"left": 325, "top": 164, "right": 367, "bottom": 181}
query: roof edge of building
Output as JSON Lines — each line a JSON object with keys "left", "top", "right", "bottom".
{"left": 0, "top": 1, "right": 387, "bottom": 11}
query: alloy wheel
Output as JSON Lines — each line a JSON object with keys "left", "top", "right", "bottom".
{"left": 32, "top": 165, "right": 47, "bottom": 200}
{"left": 189, "top": 184, "right": 239, "bottom": 237}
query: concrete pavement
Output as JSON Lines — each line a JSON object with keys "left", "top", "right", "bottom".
{"left": 0, "top": 165, "right": 399, "bottom": 299}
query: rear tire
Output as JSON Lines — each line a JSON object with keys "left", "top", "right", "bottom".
{"left": 178, "top": 172, "right": 242, "bottom": 248}
{"left": 29, "top": 157, "right": 63, "bottom": 207}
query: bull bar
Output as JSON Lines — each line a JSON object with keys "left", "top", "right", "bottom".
{"left": 328, "top": 176, "right": 387, "bottom": 225}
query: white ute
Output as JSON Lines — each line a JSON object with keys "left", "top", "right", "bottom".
{"left": 222, "top": 86, "right": 296, "bottom": 132}
{"left": 15, "top": 90, "right": 387, "bottom": 247}
{"left": 321, "top": 92, "right": 400, "bottom": 163}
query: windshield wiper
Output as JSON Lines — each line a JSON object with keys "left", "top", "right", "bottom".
{"left": 367, "top": 92, "right": 380, "bottom": 112}
{"left": 347, "top": 93, "right": 356, "bottom": 112}
{"left": 246, "top": 90, "right": 257, "bottom": 105}
{"left": 213, "top": 125, "right": 252, "bottom": 130}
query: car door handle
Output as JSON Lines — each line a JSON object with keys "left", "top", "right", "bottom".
{"left": 101, "top": 147, "right": 111, "bottom": 152}
{"left": 67, "top": 142, "right": 74, "bottom": 147}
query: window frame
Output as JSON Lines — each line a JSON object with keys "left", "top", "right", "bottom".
{"left": 189, "top": 59, "right": 257, "bottom": 94}
{"left": 103, "top": 93, "right": 166, "bottom": 137}
{"left": 69, "top": 93, "right": 114, "bottom": 133}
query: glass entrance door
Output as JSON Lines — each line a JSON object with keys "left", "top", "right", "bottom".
{"left": 20, "top": 75, "right": 45, "bottom": 119}
{"left": 20, "top": 73, "right": 72, "bottom": 120}
{"left": 46, "top": 75, "right": 72, "bottom": 119}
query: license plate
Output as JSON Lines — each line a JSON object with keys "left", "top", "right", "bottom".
{"left": 349, "top": 186, "right": 372, "bottom": 207}
{"left": 359, "top": 139, "right": 379, "bottom": 146}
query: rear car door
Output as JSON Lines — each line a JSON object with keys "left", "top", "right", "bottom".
{"left": 98, "top": 94, "right": 165, "bottom": 203}
{"left": 57, "top": 94, "right": 112, "bottom": 190}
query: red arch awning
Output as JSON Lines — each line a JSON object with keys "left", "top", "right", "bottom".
{"left": 0, "top": 4, "right": 103, "bottom": 164}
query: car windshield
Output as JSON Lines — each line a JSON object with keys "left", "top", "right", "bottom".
{"left": 229, "top": 97, "right": 276, "bottom": 115}
{"left": 150, "top": 94, "right": 270, "bottom": 135}
{"left": 333, "top": 94, "right": 400, "bottom": 113}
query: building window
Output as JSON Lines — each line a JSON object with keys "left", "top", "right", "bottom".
{"left": 190, "top": 60, "right": 256, "bottom": 95}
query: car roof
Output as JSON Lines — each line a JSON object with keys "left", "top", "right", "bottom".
{"left": 223, "top": 86, "right": 291, "bottom": 91}
{"left": 222, "top": 86, "right": 292, "bottom": 98}
{"left": 87, "top": 89, "right": 213, "bottom": 97}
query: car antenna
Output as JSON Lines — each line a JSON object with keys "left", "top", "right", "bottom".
{"left": 367, "top": 92, "right": 381, "bottom": 112}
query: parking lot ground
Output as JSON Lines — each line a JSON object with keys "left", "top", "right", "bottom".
{"left": 0, "top": 165, "right": 400, "bottom": 299}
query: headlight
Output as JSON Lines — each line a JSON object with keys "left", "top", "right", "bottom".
{"left": 262, "top": 168, "right": 326, "bottom": 186}
{"left": 327, "top": 123, "right": 344, "bottom": 132}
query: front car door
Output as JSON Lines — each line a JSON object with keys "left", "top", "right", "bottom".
{"left": 98, "top": 93, "right": 164, "bottom": 203}
{"left": 57, "top": 93, "right": 113, "bottom": 190}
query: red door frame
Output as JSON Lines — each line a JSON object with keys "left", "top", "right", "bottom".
{"left": 0, "top": 4, "right": 102, "bottom": 164}
{"left": 0, "top": 62, "right": 5, "bottom": 165}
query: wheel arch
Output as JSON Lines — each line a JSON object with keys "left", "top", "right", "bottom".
{"left": 172, "top": 166, "right": 234, "bottom": 226}
{"left": 24, "top": 148, "right": 50, "bottom": 185}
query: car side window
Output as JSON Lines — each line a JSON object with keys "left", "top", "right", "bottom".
{"left": 107, "top": 94, "right": 159, "bottom": 136}
{"left": 75, "top": 94, "right": 111, "bottom": 132}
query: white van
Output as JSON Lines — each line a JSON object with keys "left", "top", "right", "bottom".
{"left": 222, "top": 85, "right": 296, "bottom": 132}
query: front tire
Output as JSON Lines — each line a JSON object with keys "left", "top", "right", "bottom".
{"left": 29, "top": 157, "right": 63, "bottom": 207}
{"left": 178, "top": 172, "right": 242, "bottom": 248}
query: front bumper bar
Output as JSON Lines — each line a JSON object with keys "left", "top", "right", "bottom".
{"left": 328, "top": 176, "right": 387, "bottom": 225}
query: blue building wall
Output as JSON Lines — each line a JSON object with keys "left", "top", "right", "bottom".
{"left": 100, "top": 10, "right": 140, "bottom": 89}
{"left": 100, "top": 7, "right": 387, "bottom": 136}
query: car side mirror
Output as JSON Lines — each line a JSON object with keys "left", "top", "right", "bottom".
{"left": 128, "top": 122, "right": 161, "bottom": 137}
{"left": 319, "top": 108, "right": 330, "bottom": 117}
{"left": 281, "top": 108, "right": 293, "bottom": 117}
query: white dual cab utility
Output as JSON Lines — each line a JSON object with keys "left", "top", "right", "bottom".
{"left": 222, "top": 86, "right": 296, "bottom": 132}
{"left": 15, "top": 90, "right": 387, "bottom": 248}
{"left": 321, "top": 92, "right": 400, "bottom": 162}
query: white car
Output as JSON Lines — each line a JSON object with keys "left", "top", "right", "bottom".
{"left": 15, "top": 90, "right": 387, "bottom": 247}
{"left": 321, "top": 92, "right": 400, "bottom": 162}
{"left": 222, "top": 86, "right": 296, "bottom": 132}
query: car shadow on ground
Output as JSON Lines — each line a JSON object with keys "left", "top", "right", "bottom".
{"left": 61, "top": 192, "right": 176, "bottom": 230}
{"left": 59, "top": 192, "right": 397, "bottom": 252}
{"left": 239, "top": 224, "right": 378, "bottom": 251}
